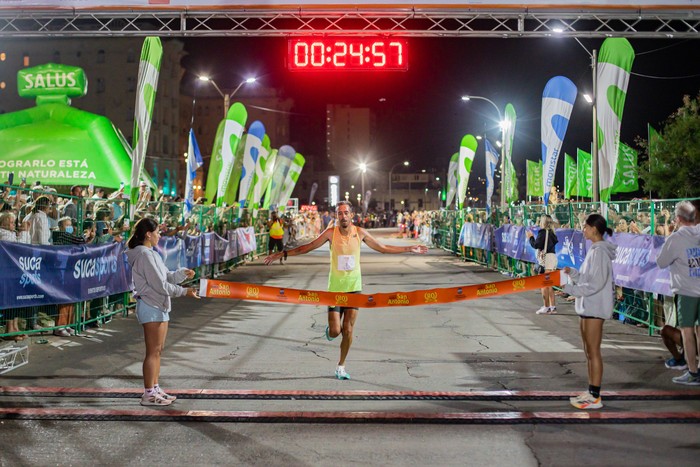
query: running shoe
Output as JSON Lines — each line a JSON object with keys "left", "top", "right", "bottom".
{"left": 156, "top": 387, "right": 177, "bottom": 401}
{"left": 664, "top": 357, "right": 688, "bottom": 370}
{"left": 325, "top": 326, "right": 336, "bottom": 341}
{"left": 140, "top": 393, "right": 172, "bottom": 406}
{"left": 672, "top": 371, "right": 700, "bottom": 386}
{"left": 569, "top": 391, "right": 603, "bottom": 410}
{"left": 547, "top": 307, "right": 558, "bottom": 314}
{"left": 335, "top": 366, "right": 350, "bottom": 380}
{"left": 535, "top": 306, "right": 550, "bottom": 315}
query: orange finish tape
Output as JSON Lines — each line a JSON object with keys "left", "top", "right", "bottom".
{"left": 199, "top": 271, "right": 563, "bottom": 308}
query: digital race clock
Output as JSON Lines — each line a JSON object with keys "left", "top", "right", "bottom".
{"left": 287, "top": 38, "right": 408, "bottom": 71}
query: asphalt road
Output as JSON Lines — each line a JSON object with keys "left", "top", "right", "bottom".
{"left": 1, "top": 229, "right": 699, "bottom": 466}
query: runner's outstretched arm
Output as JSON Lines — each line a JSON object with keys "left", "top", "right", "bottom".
{"left": 263, "top": 229, "right": 332, "bottom": 265}
{"left": 359, "top": 228, "right": 428, "bottom": 254}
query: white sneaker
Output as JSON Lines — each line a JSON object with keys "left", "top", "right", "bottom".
{"left": 140, "top": 392, "right": 172, "bottom": 406}
{"left": 547, "top": 307, "right": 557, "bottom": 314}
{"left": 335, "top": 366, "right": 350, "bottom": 380}
{"left": 570, "top": 391, "right": 603, "bottom": 409}
{"left": 535, "top": 306, "right": 549, "bottom": 314}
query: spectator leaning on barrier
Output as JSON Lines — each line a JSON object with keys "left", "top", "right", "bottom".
{"left": 656, "top": 201, "right": 700, "bottom": 386}
{"left": 52, "top": 216, "right": 86, "bottom": 246}
{"left": 0, "top": 211, "right": 27, "bottom": 341}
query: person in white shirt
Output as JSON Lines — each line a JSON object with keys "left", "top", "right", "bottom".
{"left": 25, "top": 196, "right": 51, "bottom": 245}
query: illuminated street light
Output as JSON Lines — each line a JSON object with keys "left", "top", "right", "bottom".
{"left": 198, "top": 75, "right": 257, "bottom": 117}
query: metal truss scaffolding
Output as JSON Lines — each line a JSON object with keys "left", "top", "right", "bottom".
{"left": 0, "top": 8, "right": 698, "bottom": 38}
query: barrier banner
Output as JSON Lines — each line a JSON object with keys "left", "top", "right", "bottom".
{"left": 157, "top": 236, "right": 184, "bottom": 271}
{"left": 202, "top": 233, "right": 215, "bottom": 265}
{"left": 184, "top": 235, "right": 202, "bottom": 269}
{"left": 223, "top": 230, "right": 238, "bottom": 262}
{"left": 212, "top": 233, "right": 229, "bottom": 264}
{"left": 199, "top": 271, "right": 564, "bottom": 308}
{"left": 609, "top": 233, "right": 671, "bottom": 296}
{"left": 494, "top": 224, "right": 524, "bottom": 259}
{"left": 236, "top": 226, "right": 257, "bottom": 256}
{"left": 0, "top": 242, "right": 129, "bottom": 309}
{"left": 553, "top": 229, "right": 587, "bottom": 270}
{"left": 458, "top": 223, "right": 493, "bottom": 251}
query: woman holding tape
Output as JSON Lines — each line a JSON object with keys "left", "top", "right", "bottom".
{"left": 563, "top": 214, "right": 617, "bottom": 410}
{"left": 126, "top": 218, "right": 199, "bottom": 407}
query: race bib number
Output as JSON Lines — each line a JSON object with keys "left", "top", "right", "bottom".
{"left": 337, "top": 255, "right": 356, "bottom": 271}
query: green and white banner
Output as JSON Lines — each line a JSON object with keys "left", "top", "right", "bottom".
{"left": 238, "top": 121, "right": 266, "bottom": 213}
{"left": 526, "top": 159, "right": 543, "bottom": 198}
{"left": 564, "top": 153, "right": 578, "bottom": 198}
{"left": 596, "top": 37, "right": 635, "bottom": 202}
{"left": 278, "top": 153, "right": 305, "bottom": 212}
{"left": 221, "top": 133, "right": 246, "bottom": 207}
{"left": 577, "top": 148, "right": 593, "bottom": 198}
{"left": 247, "top": 134, "right": 271, "bottom": 218}
{"left": 502, "top": 104, "right": 517, "bottom": 204}
{"left": 130, "top": 37, "right": 162, "bottom": 209}
{"left": 445, "top": 152, "right": 459, "bottom": 209}
{"left": 260, "top": 148, "right": 279, "bottom": 211}
{"left": 216, "top": 103, "right": 247, "bottom": 207}
{"left": 457, "top": 135, "right": 478, "bottom": 210}
{"left": 612, "top": 142, "right": 639, "bottom": 193}
{"left": 204, "top": 120, "right": 225, "bottom": 203}
{"left": 507, "top": 158, "right": 518, "bottom": 204}
{"left": 268, "top": 145, "right": 296, "bottom": 210}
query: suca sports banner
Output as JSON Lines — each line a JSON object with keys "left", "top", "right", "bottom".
{"left": 493, "top": 224, "right": 523, "bottom": 259}
{"left": 541, "top": 76, "right": 577, "bottom": 205}
{"left": 609, "top": 232, "right": 671, "bottom": 296}
{"left": 457, "top": 134, "right": 478, "bottom": 209}
{"left": 458, "top": 222, "right": 493, "bottom": 251}
{"left": 0, "top": 242, "right": 129, "bottom": 309}
{"left": 596, "top": 38, "right": 635, "bottom": 202}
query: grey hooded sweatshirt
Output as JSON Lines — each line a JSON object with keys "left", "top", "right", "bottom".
{"left": 125, "top": 245, "right": 188, "bottom": 312}
{"left": 656, "top": 224, "right": 700, "bottom": 297}
{"left": 563, "top": 240, "right": 618, "bottom": 319}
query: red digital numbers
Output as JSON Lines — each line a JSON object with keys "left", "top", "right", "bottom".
{"left": 289, "top": 38, "right": 408, "bottom": 71}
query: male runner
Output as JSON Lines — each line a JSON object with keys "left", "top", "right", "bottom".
{"left": 264, "top": 201, "right": 427, "bottom": 380}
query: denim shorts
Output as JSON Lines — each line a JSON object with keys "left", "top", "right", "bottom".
{"left": 135, "top": 299, "right": 169, "bottom": 324}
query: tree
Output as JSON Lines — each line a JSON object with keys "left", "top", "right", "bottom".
{"left": 637, "top": 92, "right": 700, "bottom": 198}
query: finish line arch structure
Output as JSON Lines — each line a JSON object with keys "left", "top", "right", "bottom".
{"left": 0, "top": 1, "right": 700, "bottom": 38}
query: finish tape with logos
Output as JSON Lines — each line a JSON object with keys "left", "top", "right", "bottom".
{"left": 199, "top": 271, "right": 564, "bottom": 308}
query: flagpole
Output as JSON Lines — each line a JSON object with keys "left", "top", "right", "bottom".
{"left": 591, "top": 48, "right": 599, "bottom": 203}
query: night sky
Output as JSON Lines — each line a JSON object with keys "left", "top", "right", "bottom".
{"left": 182, "top": 36, "right": 700, "bottom": 190}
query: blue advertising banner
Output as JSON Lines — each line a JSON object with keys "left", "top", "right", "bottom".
{"left": 554, "top": 229, "right": 587, "bottom": 270}
{"left": 0, "top": 242, "right": 129, "bottom": 309}
{"left": 494, "top": 224, "right": 524, "bottom": 259}
{"left": 157, "top": 236, "right": 185, "bottom": 271}
{"left": 212, "top": 233, "right": 229, "bottom": 264}
{"left": 184, "top": 234, "right": 202, "bottom": 269}
{"left": 609, "top": 233, "right": 672, "bottom": 296}
{"left": 458, "top": 223, "right": 493, "bottom": 251}
{"left": 202, "top": 232, "right": 214, "bottom": 265}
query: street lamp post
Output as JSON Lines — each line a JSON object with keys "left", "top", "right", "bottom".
{"left": 359, "top": 162, "right": 367, "bottom": 214}
{"left": 461, "top": 95, "right": 507, "bottom": 208}
{"left": 198, "top": 76, "right": 257, "bottom": 117}
{"left": 388, "top": 160, "right": 409, "bottom": 210}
